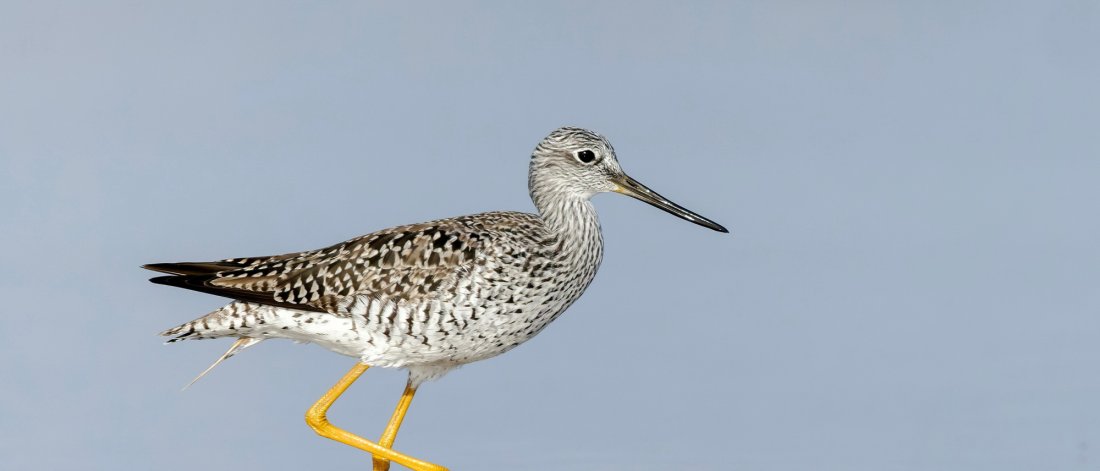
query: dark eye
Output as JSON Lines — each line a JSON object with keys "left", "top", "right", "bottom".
{"left": 576, "top": 149, "right": 597, "bottom": 164}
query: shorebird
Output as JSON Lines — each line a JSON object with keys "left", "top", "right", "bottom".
{"left": 145, "top": 127, "right": 727, "bottom": 470}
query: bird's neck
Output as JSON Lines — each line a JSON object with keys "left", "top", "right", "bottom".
{"left": 534, "top": 192, "right": 604, "bottom": 270}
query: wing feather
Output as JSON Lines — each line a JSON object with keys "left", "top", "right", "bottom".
{"left": 141, "top": 213, "right": 524, "bottom": 314}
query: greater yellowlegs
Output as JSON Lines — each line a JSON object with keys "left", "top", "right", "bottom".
{"left": 145, "top": 127, "right": 727, "bottom": 470}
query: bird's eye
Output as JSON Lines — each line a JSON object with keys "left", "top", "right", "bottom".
{"left": 575, "top": 149, "right": 598, "bottom": 164}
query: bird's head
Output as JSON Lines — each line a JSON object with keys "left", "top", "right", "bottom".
{"left": 529, "top": 126, "right": 728, "bottom": 233}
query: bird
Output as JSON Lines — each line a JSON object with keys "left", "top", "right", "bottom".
{"left": 145, "top": 127, "right": 728, "bottom": 471}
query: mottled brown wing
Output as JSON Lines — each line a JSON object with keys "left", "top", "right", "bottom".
{"left": 147, "top": 221, "right": 484, "bottom": 314}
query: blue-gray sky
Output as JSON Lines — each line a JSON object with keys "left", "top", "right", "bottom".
{"left": 2, "top": 1, "right": 1099, "bottom": 470}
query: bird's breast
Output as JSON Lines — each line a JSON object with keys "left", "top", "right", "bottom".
{"left": 340, "top": 233, "right": 604, "bottom": 367}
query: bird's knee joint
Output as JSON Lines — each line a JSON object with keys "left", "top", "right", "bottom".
{"left": 305, "top": 410, "right": 330, "bottom": 433}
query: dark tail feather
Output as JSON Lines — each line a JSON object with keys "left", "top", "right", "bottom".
{"left": 146, "top": 274, "right": 322, "bottom": 312}
{"left": 142, "top": 262, "right": 239, "bottom": 276}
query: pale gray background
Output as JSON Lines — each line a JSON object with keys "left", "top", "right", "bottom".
{"left": 1, "top": 1, "right": 1098, "bottom": 470}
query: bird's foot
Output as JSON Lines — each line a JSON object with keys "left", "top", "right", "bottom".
{"left": 306, "top": 363, "right": 447, "bottom": 471}
{"left": 305, "top": 415, "right": 446, "bottom": 470}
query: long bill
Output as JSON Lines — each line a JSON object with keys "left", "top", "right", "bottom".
{"left": 611, "top": 174, "right": 729, "bottom": 233}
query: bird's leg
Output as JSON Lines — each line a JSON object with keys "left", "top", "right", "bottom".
{"left": 305, "top": 363, "right": 446, "bottom": 471}
{"left": 372, "top": 381, "right": 419, "bottom": 471}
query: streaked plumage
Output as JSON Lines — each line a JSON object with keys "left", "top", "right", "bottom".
{"left": 151, "top": 209, "right": 602, "bottom": 385}
{"left": 146, "top": 127, "right": 727, "bottom": 470}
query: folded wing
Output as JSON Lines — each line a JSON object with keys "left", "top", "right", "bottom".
{"left": 144, "top": 221, "right": 485, "bottom": 314}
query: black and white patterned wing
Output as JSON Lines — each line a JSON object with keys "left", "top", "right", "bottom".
{"left": 145, "top": 220, "right": 487, "bottom": 314}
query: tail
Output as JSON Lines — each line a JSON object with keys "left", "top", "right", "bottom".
{"left": 159, "top": 301, "right": 264, "bottom": 343}
{"left": 158, "top": 302, "right": 270, "bottom": 388}
{"left": 181, "top": 337, "right": 263, "bottom": 390}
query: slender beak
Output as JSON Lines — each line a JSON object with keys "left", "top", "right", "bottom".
{"left": 611, "top": 174, "right": 729, "bottom": 233}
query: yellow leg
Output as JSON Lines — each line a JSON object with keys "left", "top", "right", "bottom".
{"left": 372, "top": 381, "right": 419, "bottom": 471}
{"left": 305, "top": 363, "right": 447, "bottom": 471}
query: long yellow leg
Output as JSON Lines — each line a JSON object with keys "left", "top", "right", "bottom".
{"left": 305, "top": 363, "right": 447, "bottom": 471}
{"left": 372, "top": 381, "right": 419, "bottom": 471}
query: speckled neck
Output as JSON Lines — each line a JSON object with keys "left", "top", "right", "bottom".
{"left": 533, "top": 192, "right": 604, "bottom": 281}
